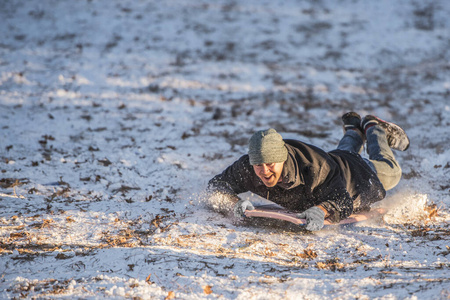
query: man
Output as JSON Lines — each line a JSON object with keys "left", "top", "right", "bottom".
{"left": 207, "top": 112, "right": 409, "bottom": 231}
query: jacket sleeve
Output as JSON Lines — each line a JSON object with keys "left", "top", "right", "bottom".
{"left": 302, "top": 161, "right": 354, "bottom": 223}
{"left": 207, "top": 155, "right": 255, "bottom": 198}
{"left": 319, "top": 188, "right": 353, "bottom": 223}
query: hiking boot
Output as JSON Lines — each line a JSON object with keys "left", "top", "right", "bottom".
{"left": 361, "top": 115, "right": 410, "bottom": 151}
{"left": 342, "top": 112, "right": 363, "bottom": 134}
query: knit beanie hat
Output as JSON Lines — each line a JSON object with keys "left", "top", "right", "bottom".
{"left": 248, "top": 128, "right": 288, "bottom": 165}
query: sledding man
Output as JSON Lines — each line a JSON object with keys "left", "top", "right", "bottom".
{"left": 207, "top": 112, "right": 409, "bottom": 231}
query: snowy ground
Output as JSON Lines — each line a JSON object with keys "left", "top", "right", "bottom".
{"left": 1, "top": 0, "right": 449, "bottom": 299}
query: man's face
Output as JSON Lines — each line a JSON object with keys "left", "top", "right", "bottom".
{"left": 252, "top": 162, "right": 284, "bottom": 187}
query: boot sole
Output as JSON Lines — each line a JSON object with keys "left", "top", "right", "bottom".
{"left": 370, "top": 116, "right": 410, "bottom": 151}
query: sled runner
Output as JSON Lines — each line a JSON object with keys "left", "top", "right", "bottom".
{"left": 244, "top": 204, "right": 386, "bottom": 226}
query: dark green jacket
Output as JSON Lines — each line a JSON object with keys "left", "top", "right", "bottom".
{"left": 208, "top": 139, "right": 386, "bottom": 222}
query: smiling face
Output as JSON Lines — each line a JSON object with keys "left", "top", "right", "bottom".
{"left": 252, "top": 162, "right": 284, "bottom": 187}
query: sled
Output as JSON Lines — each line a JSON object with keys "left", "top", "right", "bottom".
{"left": 244, "top": 204, "right": 387, "bottom": 226}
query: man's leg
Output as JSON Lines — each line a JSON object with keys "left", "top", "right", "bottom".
{"left": 338, "top": 112, "right": 365, "bottom": 154}
{"left": 337, "top": 130, "right": 364, "bottom": 154}
{"left": 364, "top": 125, "right": 402, "bottom": 191}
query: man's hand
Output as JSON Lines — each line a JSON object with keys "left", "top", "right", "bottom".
{"left": 296, "top": 206, "right": 326, "bottom": 231}
{"left": 233, "top": 200, "right": 255, "bottom": 218}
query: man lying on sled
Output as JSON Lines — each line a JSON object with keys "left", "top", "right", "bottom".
{"left": 207, "top": 112, "right": 409, "bottom": 231}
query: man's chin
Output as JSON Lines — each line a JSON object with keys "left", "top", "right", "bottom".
{"left": 262, "top": 179, "right": 277, "bottom": 187}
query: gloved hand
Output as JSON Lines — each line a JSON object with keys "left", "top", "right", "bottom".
{"left": 297, "top": 206, "right": 326, "bottom": 231}
{"left": 233, "top": 199, "right": 255, "bottom": 218}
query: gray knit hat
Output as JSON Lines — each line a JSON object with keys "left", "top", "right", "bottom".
{"left": 248, "top": 128, "right": 288, "bottom": 165}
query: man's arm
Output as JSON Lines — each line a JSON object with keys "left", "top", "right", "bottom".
{"left": 317, "top": 205, "right": 330, "bottom": 218}
{"left": 297, "top": 189, "right": 353, "bottom": 231}
{"left": 318, "top": 188, "right": 354, "bottom": 223}
{"left": 206, "top": 155, "right": 256, "bottom": 214}
{"left": 207, "top": 155, "right": 254, "bottom": 196}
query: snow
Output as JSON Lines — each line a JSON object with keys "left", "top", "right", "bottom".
{"left": 1, "top": 0, "right": 449, "bottom": 299}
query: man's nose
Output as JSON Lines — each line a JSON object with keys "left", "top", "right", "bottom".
{"left": 261, "top": 164, "right": 270, "bottom": 173}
